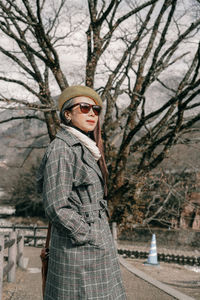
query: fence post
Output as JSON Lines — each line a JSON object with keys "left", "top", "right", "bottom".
{"left": 7, "top": 231, "right": 17, "bottom": 283}
{"left": 34, "top": 225, "right": 37, "bottom": 247}
{"left": 17, "top": 232, "right": 24, "bottom": 268}
{"left": 112, "top": 222, "right": 118, "bottom": 247}
{"left": 0, "top": 234, "right": 4, "bottom": 300}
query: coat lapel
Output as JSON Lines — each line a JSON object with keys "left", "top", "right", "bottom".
{"left": 56, "top": 127, "right": 104, "bottom": 182}
{"left": 82, "top": 145, "right": 103, "bottom": 182}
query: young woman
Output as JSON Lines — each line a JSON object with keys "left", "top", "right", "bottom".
{"left": 37, "top": 86, "right": 126, "bottom": 299}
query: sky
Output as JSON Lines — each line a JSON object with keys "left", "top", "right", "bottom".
{"left": 0, "top": 0, "right": 199, "bottom": 116}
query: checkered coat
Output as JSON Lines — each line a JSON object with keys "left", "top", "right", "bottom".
{"left": 37, "top": 127, "right": 126, "bottom": 300}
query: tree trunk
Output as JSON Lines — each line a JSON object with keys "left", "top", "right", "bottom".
{"left": 44, "top": 111, "right": 60, "bottom": 141}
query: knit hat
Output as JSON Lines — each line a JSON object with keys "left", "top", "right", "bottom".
{"left": 58, "top": 85, "right": 103, "bottom": 111}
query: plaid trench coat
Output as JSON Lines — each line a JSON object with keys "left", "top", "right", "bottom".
{"left": 37, "top": 127, "right": 126, "bottom": 300}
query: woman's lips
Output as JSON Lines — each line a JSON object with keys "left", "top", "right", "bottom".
{"left": 86, "top": 120, "right": 95, "bottom": 124}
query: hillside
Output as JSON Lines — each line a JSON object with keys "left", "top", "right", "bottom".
{"left": 1, "top": 109, "right": 200, "bottom": 192}
{"left": 0, "top": 109, "right": 49, "bottom": 202}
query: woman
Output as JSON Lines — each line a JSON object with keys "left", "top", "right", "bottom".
{"left": 37, "top": 86, "right": 127, "bottom": 299}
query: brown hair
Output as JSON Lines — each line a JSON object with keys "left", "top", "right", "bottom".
{"left": 93, "top": 119, "right": 108, "bottom": 197}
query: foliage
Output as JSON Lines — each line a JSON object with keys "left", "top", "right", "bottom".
{"left": 115, "top": 169, "right": 199, "bottom": 230}
{"left": 10, "top": 163, "right": 45, "bottom": 217}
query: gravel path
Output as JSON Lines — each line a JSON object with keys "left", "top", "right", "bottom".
{"left": 3, "top": 247, "right": 42, "bottom": 300}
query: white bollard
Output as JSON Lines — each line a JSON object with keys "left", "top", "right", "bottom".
{"left": 112, "top": 222, "right": 118, "bottom": 247}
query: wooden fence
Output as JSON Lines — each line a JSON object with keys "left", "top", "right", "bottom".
{"left": 0, "top": 231, "right": 24, "bottom": 300}
{"left": 0, "top": 225, "right": 48, "bottom": 247}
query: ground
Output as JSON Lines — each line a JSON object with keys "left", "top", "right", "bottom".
{"left": 126, "top": 258, "right": 200, "bottom": 300}
{"left": 2, "top": 246, "right": 200, "bottom": 300}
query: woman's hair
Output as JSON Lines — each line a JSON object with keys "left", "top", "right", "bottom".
{"left": 93, "top": 119, "right": 108, "bottom": 197}
{"left": 60, "top": 98, "right": 75, "bottom": 125}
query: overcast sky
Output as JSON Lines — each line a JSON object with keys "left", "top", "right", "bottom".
{"left": 0, "top": 0, "right": 199, "bottom": 114}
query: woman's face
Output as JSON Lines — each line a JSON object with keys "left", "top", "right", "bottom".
{"left": 64, "top": 96, "right": 99, "bottom": 132}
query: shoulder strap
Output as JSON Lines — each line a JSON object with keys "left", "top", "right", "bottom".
{"left": 45, "top": 223, "right": 51, "bottom": 248}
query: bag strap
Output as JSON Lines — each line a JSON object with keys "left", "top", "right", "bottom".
{"left": 45, "top": 223, "right": 51, "bottom": 248}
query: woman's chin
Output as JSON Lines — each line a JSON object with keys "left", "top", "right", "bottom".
{"left": 78, "top": 124, "right": 96, "bottom": 132}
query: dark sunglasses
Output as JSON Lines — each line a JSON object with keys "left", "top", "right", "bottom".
{"left": 67, "top": 102, "right": 102, "bottom": 116}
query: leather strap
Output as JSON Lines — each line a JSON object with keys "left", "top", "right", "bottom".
{"left": 45, "top": 223, "right": 51, "bottom": 248}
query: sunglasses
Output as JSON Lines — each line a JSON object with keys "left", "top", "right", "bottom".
{"left": 67, "top": 102, "right": 102, "bottom": 116}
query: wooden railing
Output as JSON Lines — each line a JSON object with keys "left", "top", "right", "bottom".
{"left": 0, "top": 225, "right": 48, "bottom": 247}
{"left": 0, "top": 231, "right": 24, "bottom": 300}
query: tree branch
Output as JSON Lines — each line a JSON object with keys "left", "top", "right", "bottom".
{"left": 0, "top": 115, "right": 45, "bottom": 124}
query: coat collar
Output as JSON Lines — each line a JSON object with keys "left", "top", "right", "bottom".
{"left": 56, "top": 126, "right": 81, "bottom": 147}
{"left": 56, "top": 127, "right": 103, "bottom": 182}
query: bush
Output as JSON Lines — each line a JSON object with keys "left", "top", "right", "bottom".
{"left": 10, "top": 163, "right": 45, "bottom": 217}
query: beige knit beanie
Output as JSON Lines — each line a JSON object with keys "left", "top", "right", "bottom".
{"left": 58, "top": 85, "right": 103, "bottom": 111}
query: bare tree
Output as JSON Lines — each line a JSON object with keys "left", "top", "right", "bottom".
{"left": 0, "top": 0, "right": 200, "bottom": 226}
{"left": 0, "top": 0, "right": 70, "bottom": 140}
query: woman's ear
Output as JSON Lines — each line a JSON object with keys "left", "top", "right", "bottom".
{"left": 64, "top": 110, "right": 72, "bottom": 122}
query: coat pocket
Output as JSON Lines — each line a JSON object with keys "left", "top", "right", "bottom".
{"left": 88, "top": 221, "right": 106, "bottom": 249}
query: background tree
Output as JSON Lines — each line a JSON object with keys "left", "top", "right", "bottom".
{"left": 0, "top": 0, "right": 200, "bottom": 227}
{"left": 10, "top": 163, "right": 45, "bottom": 218}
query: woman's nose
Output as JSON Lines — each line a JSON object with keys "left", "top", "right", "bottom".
{"left": 88, "top": 108, "right": 95, "bottom": 116}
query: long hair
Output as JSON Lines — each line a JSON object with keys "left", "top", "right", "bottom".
{"left": 93, "top": 119, "right": 108, "bottom": 197}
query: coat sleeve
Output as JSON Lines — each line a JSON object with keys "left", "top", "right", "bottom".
{"left": 43, "top": 142, "right": 92, "bottom": 246}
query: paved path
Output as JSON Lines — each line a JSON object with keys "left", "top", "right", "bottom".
{"left": 3, "top": 247, "right": 43, "bottom": 300}
{"left": 2, "top": 246, "right": 187, "bottom": 300}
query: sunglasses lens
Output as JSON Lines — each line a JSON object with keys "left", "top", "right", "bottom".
{"left": 79, "top": 103, "right": 101, "bottom": 115}
{"left": 80, "top": 103, "right": 90, "bottom": 114}
{"left": 93, "top": 105, "right": 101, "bottom": 115}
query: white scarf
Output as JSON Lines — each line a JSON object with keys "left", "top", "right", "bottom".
{"left": 62, "top": 125, "right": 101, "bottom": 161}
